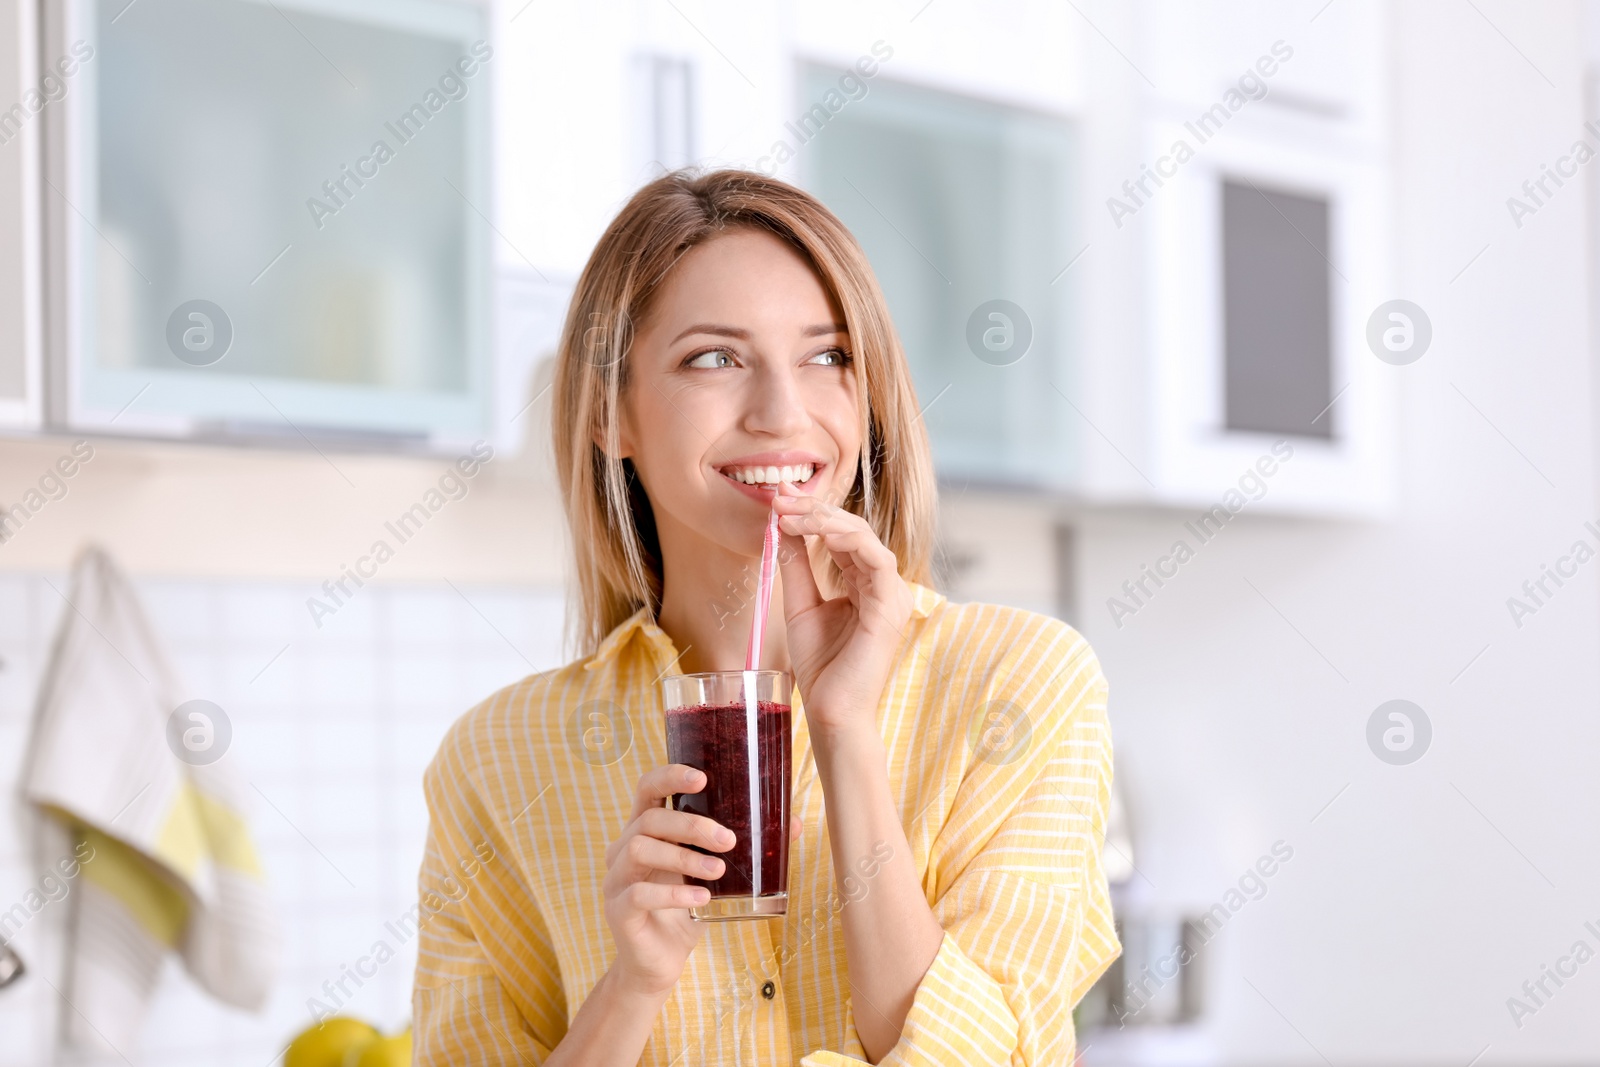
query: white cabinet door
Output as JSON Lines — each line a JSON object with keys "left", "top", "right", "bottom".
{"left": 1144, "top": 115, "right": 1397, "bottom": 516}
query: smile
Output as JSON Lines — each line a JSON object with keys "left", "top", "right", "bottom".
{"left": 719, "top": 463, "right": 817, "bottom": 487}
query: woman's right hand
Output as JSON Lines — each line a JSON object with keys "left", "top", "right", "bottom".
{"left": 602, "top": 763, "right": 735, "bottom": 998}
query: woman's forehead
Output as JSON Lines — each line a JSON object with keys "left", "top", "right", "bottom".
{"left": 645, "top": 230, "right": 844, "bottom": 329}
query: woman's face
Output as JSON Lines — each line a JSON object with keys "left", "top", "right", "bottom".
{"left": 617, "top": 226, "right": 861, "bottom": 559}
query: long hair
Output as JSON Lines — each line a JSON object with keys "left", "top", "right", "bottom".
{"left": 552, "top": 169, "right": 936, "bottom": 655}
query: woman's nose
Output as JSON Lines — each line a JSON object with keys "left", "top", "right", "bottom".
{"left": 744, "top": 362, "right": 810, "bottom": 437}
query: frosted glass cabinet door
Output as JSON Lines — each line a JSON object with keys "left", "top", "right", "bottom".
{"left": 48, "top": 0, "right": 492, "bottom": 444}
{"left": 802, "top": 70, "right": 1077, "bottom": 489}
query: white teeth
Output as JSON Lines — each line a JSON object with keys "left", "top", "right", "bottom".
{"left": 726, "top": 463, "right": 815, "bottom": 485}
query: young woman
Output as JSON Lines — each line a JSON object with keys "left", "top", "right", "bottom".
{"left": 412, "top": 170, "right": 1118, "bottom": 1065}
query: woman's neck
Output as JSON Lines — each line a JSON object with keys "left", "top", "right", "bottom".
{"left": 652, "top": 510, "right": 791, "bottom": 675}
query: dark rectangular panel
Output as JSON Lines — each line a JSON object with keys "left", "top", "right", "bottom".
{"left": 1222, "top": 180, "right": 1333, "bottom": 438}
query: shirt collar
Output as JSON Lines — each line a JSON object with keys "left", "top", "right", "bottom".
{"left": 583, "top": 580, "right": 946, "bottom": 673}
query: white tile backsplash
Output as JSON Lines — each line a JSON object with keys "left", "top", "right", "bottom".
{"left": 219, "top": 587, "right": 306, "bottom": 644}
{"left": 0, "top": 572, "right": 566, "bottom": 1066}
{"left": 386, "top": 588, "right": 467, "bottom": 645}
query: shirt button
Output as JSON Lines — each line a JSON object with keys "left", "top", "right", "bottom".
{"left": 761, "top": 980, "right": 776, "bottom": 1000}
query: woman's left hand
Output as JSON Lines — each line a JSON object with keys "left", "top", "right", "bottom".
{"left": 773, "top": 482, "right": 912, "bottom": 741}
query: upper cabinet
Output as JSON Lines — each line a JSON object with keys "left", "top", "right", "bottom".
{"left": 0, "top": 0, "right": 43, "bottom": 429}
{"left": 1129, "top": 0, "right": 1396, "bottom": 515}
{"left": 2, "top": 0, "right": 1397, "bottom": 507}
{"left": 802, "top": 69, "right": 1079, "bottom": 490}
{"left": 790, "top": 0, "right": 1394, "bottom": 516}
{"left": 1142, "top": 0, "right": 1387, "bottom": 149}
{"left": 1140, "top": 105, "right": 1396, "bottom": 516}
{"left": 41, "top": 0, "right": 494, "bottom": 448}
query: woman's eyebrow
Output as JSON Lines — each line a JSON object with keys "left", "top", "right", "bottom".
{"left": 671, "top": 323, "right": 749, "bottom": 344}
{"left": 669, "top": 322, "right": 849, "bottom": 343}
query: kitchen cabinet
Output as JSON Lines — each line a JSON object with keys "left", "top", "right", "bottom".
{"left": 0, "top": 0, "right": 42, "bottom": 430}
{"left": 40, "top": 0, "right": 494, "bottom": 448}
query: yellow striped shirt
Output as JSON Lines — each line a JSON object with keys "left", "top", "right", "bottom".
{"left": 412, "top": 582, "right": 1119, "bottom": 1065}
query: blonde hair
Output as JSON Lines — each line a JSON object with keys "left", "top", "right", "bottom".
{"left": 553, "top": 168, "right": 936, "bottom": 655}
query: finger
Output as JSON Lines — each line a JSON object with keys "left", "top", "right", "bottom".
{"left": 776, "top": 488, "right": 824, "bottom": 618}
{"left": 610, "top": 767, "right": 707, "bottom": 866}
{"left": 619, "top": 880, "right": 711, "bottom": 913}
{"left": 635, "top": 805, "right": 737, "bottom": 852}
{"left": 630, "top": 764, "right": 704, "bottom": 823}
{"left": 774, "top": 481, "right": 836, "bottom": 540}
{"left": 614, "top": 833, "right": 727, "bottom": 884}
{"left": 780, "top": 505, "right": 892, "bottom": 582}
{"left": 815, "top": 526, "right": 895, "bottom": 577}
{"left": 813, "top": 530, "right": 899, "bottom": 609}
{"left": 789, "top": 815, "right": 802, "bottom": 842}
{"left": 778, "top": 527, "right": 824, "bottom": 619}
{"left": 773, "top": 491, "right": 860, "bottom": 536}
{"left": 773, "top": 485, "right": 851, "bottom": 540}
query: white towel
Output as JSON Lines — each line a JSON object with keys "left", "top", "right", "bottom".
{"left": 21, "top": 546, "right": 278, "bottom": 1059}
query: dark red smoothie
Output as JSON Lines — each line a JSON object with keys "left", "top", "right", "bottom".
{"left": 666, "top": 699, "right": 791, "bottom": 899}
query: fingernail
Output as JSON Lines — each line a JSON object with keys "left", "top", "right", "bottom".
{"left": 717, "top": 828, "right": 735, "bottom": 845}
{"left": 688, "top": 769, "right": 705, "bottom": 785}
{"left": 702, "top": 857, "right": 722, "bottom": 874}
{"left": 693, "top": 888, "right": 711, "bottom": 902}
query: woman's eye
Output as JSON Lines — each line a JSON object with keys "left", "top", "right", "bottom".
{"left": 807, "top": 347, "right": 851, "bottom": 367}
{"left": 685, "top": 349, "right": 736, "bottom": 369}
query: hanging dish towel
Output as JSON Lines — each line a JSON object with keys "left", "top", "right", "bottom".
{"left": 22, "top": 546, "right": 278, "bottom": 1058}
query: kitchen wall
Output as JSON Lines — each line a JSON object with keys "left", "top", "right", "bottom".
{"left": 0, "top": 571, "right": 565, "bottom": 1066}
{"left": 1075, "top": 3, "right": 1600, "bottom": 1060}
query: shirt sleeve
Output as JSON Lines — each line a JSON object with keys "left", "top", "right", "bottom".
{"left": 412, "top": 718, "right": 568, "bottom": 1066}
{"left": 803, "top": 628, "right": 1120, "bottom": 1067}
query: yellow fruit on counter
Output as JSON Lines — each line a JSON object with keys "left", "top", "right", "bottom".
{"left": 346, "top": 1028, "right": 411, "bottom": 1067}
{"left": 284, "top": 1017, "right": 379, "bottom": 1067}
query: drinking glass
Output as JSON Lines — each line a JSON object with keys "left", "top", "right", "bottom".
{"left": 662, "top": 670, "right": 792, "bottom": 921}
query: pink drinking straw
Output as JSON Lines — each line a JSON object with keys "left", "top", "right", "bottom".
{"left": 745, "top": 505, "right": 781, "bottom": 670}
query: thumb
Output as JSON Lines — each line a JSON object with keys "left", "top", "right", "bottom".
{"left": 777, "top": 526, "right": 823, "bottom": 620}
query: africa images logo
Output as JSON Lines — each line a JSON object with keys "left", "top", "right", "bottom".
{"left": 305, "top": 41, "right": 493, "bottom": 230}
